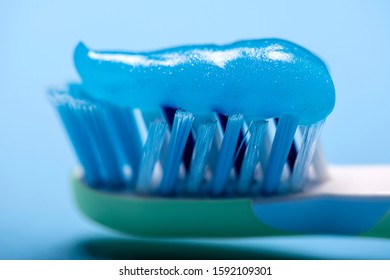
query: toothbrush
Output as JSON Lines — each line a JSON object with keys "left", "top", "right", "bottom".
{"left": 49, "top": 39, "right": 390, "bottom": 238}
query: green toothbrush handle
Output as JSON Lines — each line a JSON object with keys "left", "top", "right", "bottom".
{"left": 72, "top": 175, "right": 390, "bottom": 238}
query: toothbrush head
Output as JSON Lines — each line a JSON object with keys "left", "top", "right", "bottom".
{"left": 49, "top": 39, "right": 341, "bottom": 237}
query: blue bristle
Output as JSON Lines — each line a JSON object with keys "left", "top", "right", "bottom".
{"left": 274, "top": 118, "right": 298, "bottom": 171}
{"left": 163, "top": 107, "right": 195, "bottom": 171}
{"left": 262, "top": 116, "right": 299, "bottom": 194}
{"left": 159, "top": 110, "right": 194, "bottom": 195}
{"left": 237, "top": 120, "right": 267, "bottom": 194}
{"left": 186, "top": 119, "right": 217, "bottom": 194}
{"left": 107, "top": 107, "right": 143, "bottom": 177}
{"left": 211, "top": 114, "right": 244, "bottom": 196}
{"left": 81, "top": 103, "right": 125, "bottom": 187}
{"left": 217, "top": 113, "right": 247, "bottom": 175}
{"left": 291, "top": 120, "right": 324, "bottom": 191}
{"left": 136, "top": 119, "right": 168, "bottom": 193}
{"left": 50, "top": 88, "right": 139, "bottom": 189}
{"left": 55, "top": 102, "right": 103, "bottom": 185}
{"left": 50, "top": 86, "right": 325, "bottom": 198}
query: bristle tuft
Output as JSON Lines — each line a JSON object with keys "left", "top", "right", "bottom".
{"left": 186, "top": 119, "right": 217, "bottom": 194}
{"left": 211, "top": 114, "right": 244, "bottom": 196}
{"left": 159, "top": 110, "right": 194, "bottom": 195}
{"left": 291, "top": 120, "right": 324, "bottom": 191}
{"left": 238, "top": 120, "right": 267, "bottom": 194}
{"left": 136, "top": 119, "right": 168, "bottom": 193}
{"left": 263, "top": 116, "right": 299, "bottom": 195}
{"left": 50, "top": 87, "right": 327, "bottom": 198}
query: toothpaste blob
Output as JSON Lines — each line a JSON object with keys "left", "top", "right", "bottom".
{"left": 74, "top": 39, "right": 335, "bottom": 124}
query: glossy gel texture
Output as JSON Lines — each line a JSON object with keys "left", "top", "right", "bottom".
{"left": 74, "top": 39, "right": 335, "bottom": 125}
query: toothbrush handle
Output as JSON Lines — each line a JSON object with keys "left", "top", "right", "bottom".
{"left": 72, "top": 173, "right": 390, "bottom": 238}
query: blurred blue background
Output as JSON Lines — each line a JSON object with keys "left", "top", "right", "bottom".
{"left": 0, "top": 0, "right": 389, "bottom": 259}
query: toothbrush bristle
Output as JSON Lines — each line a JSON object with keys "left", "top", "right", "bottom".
{"left": 159, "top": 110, "right": 194, "bottom": 195}
{"left": 108, "top": 107, "right": 143, "bottom": 176}
{"left": 211, "top": 114, "right": 244, "bottom": 196}
{"left": 291, "top": 120, "right": 324, "bottom": 191}
{"left": 237, "top": 120, "right": 268, "bottom": 194}
{"left": 186, "top": 120, "right": 217, "bottom": 194}
{"left": 163, "top": 107, "right": 195, "bottom": 171}
{"left": 262, "top": 116, "right": 299, "bottom": 194}
{"left": 216, "top": 114, "right": 247, "bottom": 175}
{"left": 274, "top": 118, "right": 298, "bottom": 171}
{"left": 54, "top": 97, "right": 103, "bottom": 185}
{"left": 136, "top": 119, "right": 168, "bottom": 193}
{"left": 49, "top": 87, "right": 327, "bottom": 197}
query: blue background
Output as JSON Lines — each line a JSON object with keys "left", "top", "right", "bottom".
{"left": 1, "top": 0, "right": 390, "bottom": 259}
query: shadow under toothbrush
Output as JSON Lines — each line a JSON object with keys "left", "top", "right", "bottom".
{"left": 73, "top": 235, "right": 390, "bottom": 260}
{"left": 75, "top": 237, "right": 310, "bottom": 260}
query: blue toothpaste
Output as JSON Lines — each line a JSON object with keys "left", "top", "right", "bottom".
{"left": 74, "top": 39, "right": 335, "bottom": 125}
